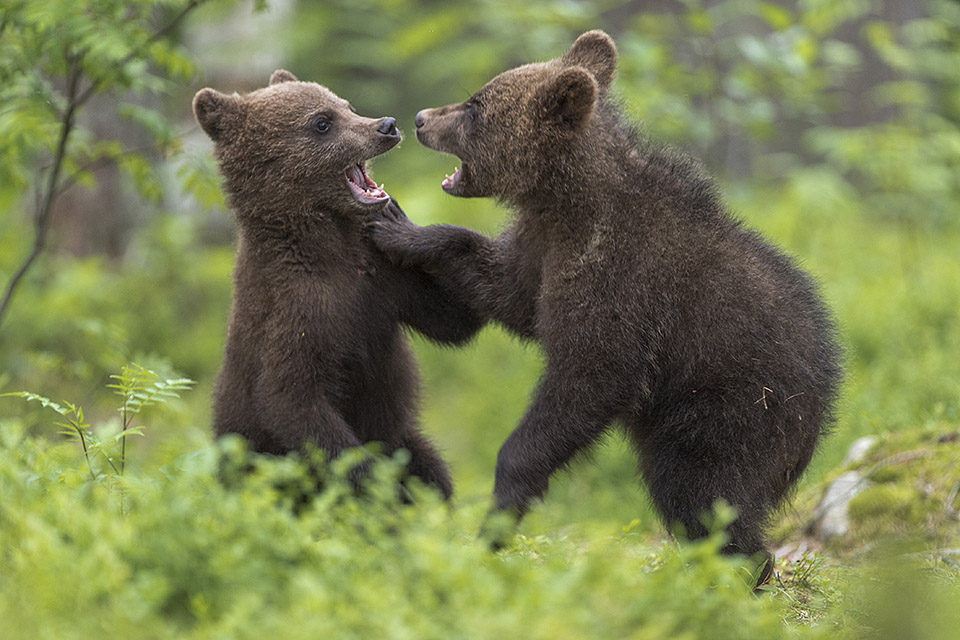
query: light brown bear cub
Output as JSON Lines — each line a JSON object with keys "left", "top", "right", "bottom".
{"left": 369, "top": 32, "right": 842, "bottom": 584}
{"left": 194, "top": 70, "right": 482, "bottom": 498}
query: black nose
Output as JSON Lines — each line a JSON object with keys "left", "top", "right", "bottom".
{"left": 377, "top": 117, "right": 397, "bottom": 136}
{"left": 414, "top": 110, "right": 425, "bottom": 129}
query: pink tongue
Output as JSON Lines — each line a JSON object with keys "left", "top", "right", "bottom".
{"left": 348, "top": 163, "right": 389, "bottom": 200}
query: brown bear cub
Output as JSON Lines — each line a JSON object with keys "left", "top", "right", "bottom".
{"left": 368, "top": 31, "right": 842, "bottom": 582}
{"left": 194, "top": 70, "right": 481, "bottom": 499}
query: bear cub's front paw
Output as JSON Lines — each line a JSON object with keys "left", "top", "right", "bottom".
{"left": 364, "top": 198, "right": 423, "bottom": 265}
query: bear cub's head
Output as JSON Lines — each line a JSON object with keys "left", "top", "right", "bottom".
{"left": 193, "top": 70, "right": 400, "bottom": 216}
{"left": 414, "top": 30, "right": 617, "bottom": 200}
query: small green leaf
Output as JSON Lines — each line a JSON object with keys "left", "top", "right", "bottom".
{"left": 113, "top": 426, "right": 146, "bottom": 441}
{"left": 3, "top": 391, "right": 71, "bottom": 418}
{"left": 759, "top": 2, "right": 793, "bottom": 30}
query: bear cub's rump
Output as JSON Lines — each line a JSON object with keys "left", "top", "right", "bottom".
{"left": 370, "top": 31, "right": 842, "bottom": 581}
{"left": 194, "top": 70, "right": 481, "bottom": 497}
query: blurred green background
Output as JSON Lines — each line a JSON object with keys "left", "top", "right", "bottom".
{"left": 2, "top": 0, "right": 959, "bottom": 542}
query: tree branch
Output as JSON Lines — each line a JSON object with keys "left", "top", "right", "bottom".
{"left": 0, "top": 55, "right": 83, "bottom": 328}
{"left": 0, "top": 0, "right": 207, "bottom": 329}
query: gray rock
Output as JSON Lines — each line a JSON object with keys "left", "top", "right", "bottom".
{"left": 843, "top": 435, "right": 879, "bottom": 466}
{"left": 811, "top": 470, "right": 871, "bottom": 540}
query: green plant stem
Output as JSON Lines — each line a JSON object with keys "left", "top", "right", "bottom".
{"left": 73, "top": 419, "right": 97, "bottom": 481}
{"left": 121, "top": 400, "right": 128, "bottom": 475}
{"left": 101, "top": 451, "right": 120, "bottom": 476}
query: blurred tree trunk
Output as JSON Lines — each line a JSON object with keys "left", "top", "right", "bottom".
{"left": 52, "top": 92, "right": 158, "bottom": 258}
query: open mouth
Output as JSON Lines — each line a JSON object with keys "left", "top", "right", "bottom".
{"left": 346, "top": 161, "right": 390, "bottom": 204}
{"left": 441, "top": 163, "right": 464, "bottom": 194}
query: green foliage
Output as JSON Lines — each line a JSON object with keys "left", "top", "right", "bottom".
{"left": 0, "top": 0, "right": 203, "bottom": 193}
{"left": 843, "top": 428, "right": 960, "bottom": 551}
{"left": 804, "top": 0, "right": 960, "bottom": 227}
{"left": 615, "top": 0, "right": 866, "bottom": 151}
{"left": 3, "top": 391, "right": 99, "bottom": 478}
{"left": 3, "top": 421, "right": 956, "bottom": 638}
{"left": 108, "top": 362, "right": 195, "bottom": 474}
{"left": 109, "top": 363, "right": 195, "bottom": 430}
{"left": 3, "top": 363, "right": 194, "bottom": 479}
{"left": 0, "top": 430, "right": 836, "bottom": 640}
{"left": 0, "top": 0, "right": 240, "bottom": 328}
{"left": 0, "top": 212, "right": 233, "bottom": 428}
{"left": 849, "top": 558, "right": 960, "bottom": 640}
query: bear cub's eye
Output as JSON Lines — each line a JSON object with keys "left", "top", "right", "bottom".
{"left": 466, "top": 104, "right": 478, "bottom": 123}
{"left": 313, "top": 117, "right": 332, "bottom": 134}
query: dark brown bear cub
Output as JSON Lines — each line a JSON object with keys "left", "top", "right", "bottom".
{"left": 194, "top": 70, "right": 481, "bottom": 498}
{"left": 369, "top": 31, "right": 842, "bottom": 581}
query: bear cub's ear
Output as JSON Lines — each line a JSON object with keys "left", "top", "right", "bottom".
{"left": 193, "top": 88, "right": 239, "bottom": 142}
{"left": 562, "top": 30, "right": 618, "bottom": 90}
{"left": 534, "top": 66, "right": 598, "bottom": 130}
{"left": 269, "top": 69, "right": 299, "bottom": 85}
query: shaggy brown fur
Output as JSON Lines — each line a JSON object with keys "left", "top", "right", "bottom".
{"left": 369, "top": 31, "right": 842, "bottom": 580}
{"left": 194, "top": 70, "right": 482, "bottom": 498}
